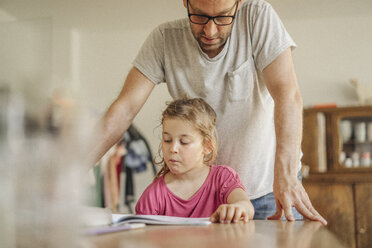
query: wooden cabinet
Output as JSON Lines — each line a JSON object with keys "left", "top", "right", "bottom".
{"left": 303, "top": 175, "right": 372, "bottom": 248}
{"left": 303, "top": 106, "right": 372, "bottom": 173}
{"left": 302, "top": 106, "right": 372, "bottom": 248}
{"left": 355, "top": 183, "right": 372, "bottom": 248}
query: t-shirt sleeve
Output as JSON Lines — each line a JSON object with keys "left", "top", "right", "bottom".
{"left": 248, "top": 2, "right": 296, "bottom": 72}
{"left": 135, "top": 179, "right": 162, "bottom": 215}
{"left": 218, "top": 166, "right": 246, "bottom": 204}
{"left": 132, "top": 25, "right": 165, "bottom": 84}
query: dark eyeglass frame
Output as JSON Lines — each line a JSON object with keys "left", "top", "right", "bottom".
{"left": 187, "top": 0, "right": 239, "bottom": 26}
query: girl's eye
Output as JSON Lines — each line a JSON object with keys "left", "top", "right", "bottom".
{"left": 163, "top": 139, "right": 171, "bottom": 143}
{"left": 181, "top": 140, "right": 190, "bottom": 145}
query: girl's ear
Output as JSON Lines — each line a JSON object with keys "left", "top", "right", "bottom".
{"left": 203, "top": 140, "right": 213, "bottom": 155}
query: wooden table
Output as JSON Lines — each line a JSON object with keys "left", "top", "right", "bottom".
{"left": 87, "top": 220, "right": 346, "bottom": 248}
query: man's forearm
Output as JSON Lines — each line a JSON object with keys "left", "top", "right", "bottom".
{"left": 85, "top": 67, "right": 155, "bottom": 167}
{"left": 273, "top": 90, "right": 303, "bottom": 178}
{"left": 88, "top": 100, "right": 134, "bottom": 166}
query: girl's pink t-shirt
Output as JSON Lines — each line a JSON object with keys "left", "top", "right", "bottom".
{"left": 135, "top": 165, "right": 245, "bottom": 217}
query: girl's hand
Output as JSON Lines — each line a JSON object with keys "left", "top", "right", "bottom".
{"left": 210, "top": 188, "right": 255, "bottom": 224}
{"left": 210, "top": 202, "right": 253, "bottom": 223}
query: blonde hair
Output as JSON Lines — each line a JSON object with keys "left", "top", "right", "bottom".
{"left": 154, "top": 97, "right": 218, "bottom": 178}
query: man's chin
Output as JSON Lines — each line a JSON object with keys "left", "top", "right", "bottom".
{"left": 199, "top": 42, "right": 221, "bottom": 53}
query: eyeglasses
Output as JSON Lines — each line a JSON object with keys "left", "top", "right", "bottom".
{"left": 187, "top": 0, "right": 238, "bottom": 26}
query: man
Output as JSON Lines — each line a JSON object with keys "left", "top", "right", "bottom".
{"left": 90, "top": 0, "right": 326, "bottom": 225}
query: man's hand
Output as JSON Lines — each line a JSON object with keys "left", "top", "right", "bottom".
{"left": 210, "top": 202, "right": 252, "bottom": 224}
{"left": 268, "top": 175, "right": 327, "bottom": 226}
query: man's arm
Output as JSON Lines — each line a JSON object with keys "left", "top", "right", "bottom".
{"left": 87, "top": 67, "right": 155, "bottom": 166}
{"left": 262, "top": 48, "right": 327, "bottom": 226}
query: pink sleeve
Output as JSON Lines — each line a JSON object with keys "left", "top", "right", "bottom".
{"left": 217, "top": 166, "right": 245, "bottom": 204}
{"left": 135, "top": 178, "right": 163, "bottom": 215}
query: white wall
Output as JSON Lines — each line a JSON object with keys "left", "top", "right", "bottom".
{"left": 1, "top": 0, "right": 371, "bottom": 205}
{"left": 270, "top": 0, "right": 372, "bottom": 107}
{"left": 0, "top": 18, "right": 52, "bottom": 124}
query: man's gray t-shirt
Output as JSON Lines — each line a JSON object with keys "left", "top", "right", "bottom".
{"left": 133, "top": 0, "right": 296, "bottom": 199}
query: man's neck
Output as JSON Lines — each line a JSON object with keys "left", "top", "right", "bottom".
{"left": 204, "top": 46, "right": 224, "bottom": 58}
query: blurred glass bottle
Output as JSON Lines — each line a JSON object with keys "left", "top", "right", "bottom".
{"left": 0, "top": 86, "right": 90, "bottom": 248}
{"left": 0, "top": 87, "right": 16, "bottom": 248}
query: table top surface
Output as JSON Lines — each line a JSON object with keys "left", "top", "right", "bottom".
{"left": 86, "top": 220, "right": 346, "bottom": 248}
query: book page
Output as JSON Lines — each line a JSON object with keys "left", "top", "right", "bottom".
{"left": 112, "top": 214, "right": 211, "bottom": 226}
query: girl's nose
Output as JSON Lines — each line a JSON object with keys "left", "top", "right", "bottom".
{"left": 170, "top": 142, "right": 179, "bottom": 153}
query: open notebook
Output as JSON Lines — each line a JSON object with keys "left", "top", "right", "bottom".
{"left": 112, "top": 214, "right": 212, "bottom": 226}
{"left": 81, "top": 207, "right": 211, "bottom": 235}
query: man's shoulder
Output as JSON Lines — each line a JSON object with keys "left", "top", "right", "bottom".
{"left": 242, "top": 0, "right": 272, "bottom": 9}
{"left": 156, "top": 18, "right": 189, "bottom": 32}
{"left": 236, "top": 0, "right": 275, "bottom": 27}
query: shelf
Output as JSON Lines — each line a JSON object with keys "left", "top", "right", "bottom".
{"left": 343, "top": 141, "right": 372, "bottom": 146}
{"left": 305, "top": 171, "right": 372, "bottom": 183}
{"left": 302, "top": 105, "right": 372, "bottom": 173}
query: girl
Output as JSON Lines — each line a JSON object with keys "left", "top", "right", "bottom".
{"left": 135, "top": 97, "right": 254, "bottom": 223}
